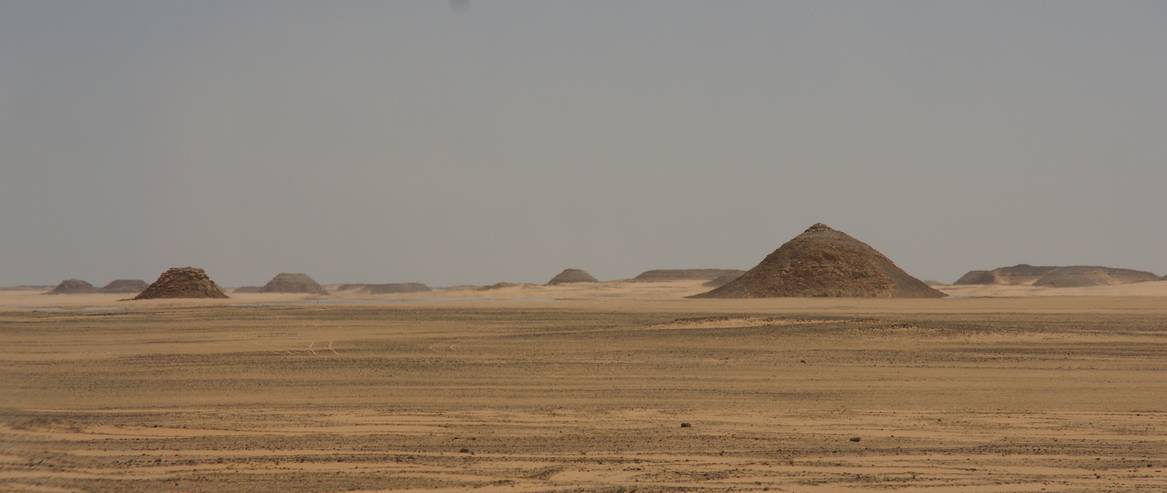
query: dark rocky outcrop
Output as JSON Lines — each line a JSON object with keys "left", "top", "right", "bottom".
{"left": 695, "top": 223, "right": 944, "bottom": 298}
{"left": 134, "top": 267, "right": 228, "bottom": 299}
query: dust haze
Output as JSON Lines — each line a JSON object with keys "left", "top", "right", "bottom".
{"left": 1, "top": 2, "right": 1165, "bottom": 286}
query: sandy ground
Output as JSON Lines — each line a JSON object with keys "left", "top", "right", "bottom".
{"left": 1, "top": 281, "right": 1165, "bottom": 492}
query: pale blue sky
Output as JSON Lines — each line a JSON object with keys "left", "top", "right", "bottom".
{"left": 2, "top": 1, "right": 1165, "bottom": 286}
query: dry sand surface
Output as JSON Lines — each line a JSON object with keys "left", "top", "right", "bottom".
{"left": 1, "top": 281, "right": 1166, "bottom": 492}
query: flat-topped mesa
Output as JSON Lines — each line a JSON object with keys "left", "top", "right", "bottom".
{"left": 953, "top": 264, "right": 1057, "bottom": 285}
{"left": 1031, "top": 266, "right": 1160, "bottom": 287}
{"left": 694, "top": 222, "right": 944, "bottom": 299}
{"left": 259, "top": 273, "right": 328, "bottom": 294}
{"left": 954, "top": 264, "right": 1159, "bottom": 287}
{"left": 547, "top": 268, "right": 598, "bottom": 285}
{"left": 134, "top": 267, "right": 229, "bottom": 300}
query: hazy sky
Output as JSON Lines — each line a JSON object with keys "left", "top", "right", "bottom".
{"left": 2, "top": 1, "right": 1165, "bottom": 286}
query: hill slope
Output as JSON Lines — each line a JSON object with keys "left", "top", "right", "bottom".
{"left": 695, "top": 223, "right": 944, "bottom": 298}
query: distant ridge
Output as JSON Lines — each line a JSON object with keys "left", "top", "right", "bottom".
{"left": 632, "top": 269, "right": 744, "bottom": 282}
{"left": 695, "top": 223, "right": 944, "bottom": 298}
{"left": 366, "top": 283, "right": 431, "bottom": 294}
{"left": 1032, "top": 266, "right": 1159, "bottom": 287}
{"left": 954, "top": 264, "right": 1159, "bottom": 287}
{"left": 954, "top": 264, "right": 1057, "bottom": 285}
{"left": 333, "top": 283, "right": 430, "bottom": 294}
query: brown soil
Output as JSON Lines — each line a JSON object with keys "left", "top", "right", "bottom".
{"left": 259, "top": 273, "right": 328, "bottom": 294}
{"left": 46, "top": 279, "right": 97, "bottom": 295}
{"left": 547, "top": 268, "right": 598, "bottom": 285}
{"left": 98, "top": 279, "right": 148, "bottom": 293}
{"left": 3, "top": 296, "right": 1166, "bottom": 492}
{"left": 695, "top": 223, "right": 945, "bottom": 298}
{"left": 633, "top": 268, "right": 744, "bottom": 282}
{"left": 134, "top": 267, "right": 228, "bottom": 300}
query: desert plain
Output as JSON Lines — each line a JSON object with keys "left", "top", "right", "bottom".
{"left": 1, "top": 280, "right": 1166, "bottom": 492}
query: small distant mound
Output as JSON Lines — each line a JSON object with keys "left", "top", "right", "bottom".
{"left": 99, "top": 279, "right": 148, "bottom": 293}
{"left": 1031, "top": 266, "right": 1160, "bottom": 288}
{"left": 694, "top": 223, "right": 944, "bottom": 298}
{"left": 134, "top": 267, "right": 228, "bottom": 300}
{"left": 438, "top": 284, "right": 481, "bottom": 291}
{"left": 233, "top": 286, "right": 262, "bottom": 293}
{"left": 333, "top": 283, "right": 430, "bottom": 293}
{"left": 703, "top": 271, "right": 746, "bottom": 288}
{"left": 953, "top": 264, "right": 1057, "bottom": 285}
{"left": 955, "top": 264, "right": 1159, "bottom": 287}
{"left": 633, "top": 269, "right": 744, "bottom": 282}
{"left": 259, "top": 273, "right": 328, "bottom": 294}
{"left": 479, "top": 282, "right": 523, "bottom": 290}
{"left": 47, "top": 279, "right": 96, "bottom": 295}
{"left": 547, "top": 268, "right": 598, "bottom": 285}
{"left": 365, "top": 283, "right": 431, "bottom": 294}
